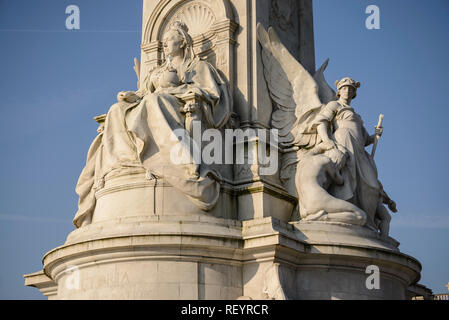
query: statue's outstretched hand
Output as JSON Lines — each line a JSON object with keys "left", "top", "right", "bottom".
{"left": 117, "top": 91, "right": 141, "bottom": 103}
{"left": 375, "top": 126, "right": 383, "bottom": 137}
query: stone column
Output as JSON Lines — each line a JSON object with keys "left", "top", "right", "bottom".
{"left": 228, "top": 0, "right": 315, "bottom": 217}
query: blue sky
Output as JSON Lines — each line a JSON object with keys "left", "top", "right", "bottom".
{"left": 0, "top": 0, "right": 448, "bottom": 299}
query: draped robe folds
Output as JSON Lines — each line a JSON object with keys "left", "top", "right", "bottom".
{"left": 312, "top": 101, "right": 380, "bottom": 229}
{"left": 73, "top": 58, "right": 232, "bottom": 228}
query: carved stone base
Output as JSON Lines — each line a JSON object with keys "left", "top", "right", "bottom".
{"left": 90, "top": 166, "right": 295, "bottom": 223}
{"left": 25, "top": 217, "right": 423, "bottom": 300}
{"left": 40, "top": 216, "right": 244, "bottom": 300}
{"left": 92, "top": 167, "right": 237, "bottom": 222}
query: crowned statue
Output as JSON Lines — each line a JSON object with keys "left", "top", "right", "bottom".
{"left": 73, "top": 21, "right": 232, "bottom": 228}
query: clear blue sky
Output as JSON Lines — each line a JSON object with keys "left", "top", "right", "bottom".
{"left": 0, "top": 0, "right": 448, "bottom": 299}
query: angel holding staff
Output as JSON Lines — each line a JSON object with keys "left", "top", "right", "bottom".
{"left": 311, "top": 77, "right": 385, "bottom": 230}
{"left": 257, "top": 24, "right": 396, "bottom": 234}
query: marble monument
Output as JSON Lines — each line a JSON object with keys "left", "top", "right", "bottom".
{"left": 25, "top": 0, "right": 427, "bottom": 300}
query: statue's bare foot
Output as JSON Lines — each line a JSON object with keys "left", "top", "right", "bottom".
{"left": 303, "top": 210, "right": 327, "bottom": 221}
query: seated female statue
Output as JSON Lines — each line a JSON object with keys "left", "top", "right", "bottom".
{"left": 73, "top": 21, "right": 232, "bottom": 228}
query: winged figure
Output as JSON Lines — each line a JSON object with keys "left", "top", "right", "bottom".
{"left": 257, "top": 24, "right": 396, "bottom": 234}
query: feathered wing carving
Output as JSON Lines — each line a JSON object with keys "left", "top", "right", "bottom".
{"left": 133, "top": 57, "right": 141, "bottom": 90}
{"left": 257, "top": 24, "right": 321, "bottom": 147}
{"left": 257, "top": 25, "right": 296, "bottom": 145}
{"left": 290, "top": 58, "right": 337, "bottom": 150}
{"left": 257, "top": 24, "right": 336, "bottom": 151}
{"left": 314, "top": 58, "right": 336, "bottom": 105}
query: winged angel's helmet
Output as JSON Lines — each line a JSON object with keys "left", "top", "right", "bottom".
{"left": 335, "top": 77, "right": 361, "bottom": 99}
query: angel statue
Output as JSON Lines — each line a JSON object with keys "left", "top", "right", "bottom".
{"left": 257, "top": 24, "right": 396, "bottom": 235}
{"left": 73, "top": 21, "right": 232, "bottom": 228}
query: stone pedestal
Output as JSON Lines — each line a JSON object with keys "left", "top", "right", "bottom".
{"left": 23, "top": 0, "right": 427, "bottom": 300}
{"left": 90, "top": 167, "right": 237, "bottom": 221}
{"left": 26, "top": 216, "right": 422, "bottom": 300}
{"left": 41, "top": 216, "right": 243, "bottom": 300}
{"left": 242, "top": 219, "right": 421, "bottom": 300}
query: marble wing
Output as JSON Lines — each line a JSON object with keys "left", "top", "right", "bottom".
{"left": 314, "top": 58, "right": 336, "bottom": 106}
{"left": 257, "top": 24, "right": 335, "bottom": 150}
{"left": 134, "top": 57, "right": 141, "bottom": 90}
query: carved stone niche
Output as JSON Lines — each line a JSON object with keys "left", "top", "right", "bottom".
{"left": 141, "top": 0, "right": 238, "bottom": 91}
